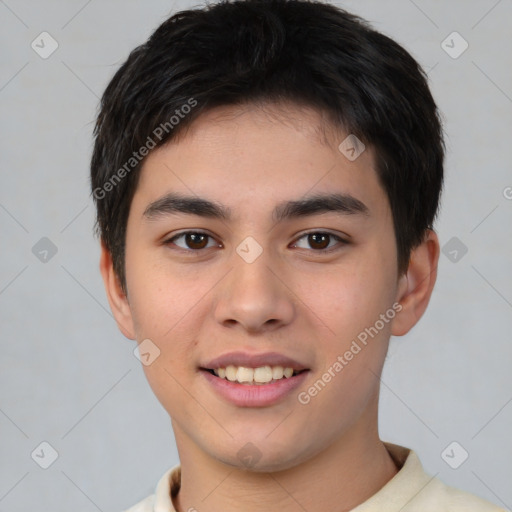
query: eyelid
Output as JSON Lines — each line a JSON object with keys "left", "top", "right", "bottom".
{"left": 164, "top": 230, "right": 222, "bottom": 251}
{"left": 291, "top": 230, "right": 349, "bottom": 252}
{"left": 163, "top": 229, "right": 350, "bottom": 253}
{"left": 294, "top": 228, "right": 350, "bottom": 242}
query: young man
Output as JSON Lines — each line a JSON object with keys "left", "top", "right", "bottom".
{"left": 90, "top": 0, "right": 505, "bottom": 510}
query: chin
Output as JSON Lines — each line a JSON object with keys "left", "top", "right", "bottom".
{"left": 214, "top": 439, "right": 313, "bottom": 474}
{"left": 227, "top": 455, "right": 299, "bottom": 473}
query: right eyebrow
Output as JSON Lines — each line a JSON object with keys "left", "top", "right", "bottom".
{"left": 143, "top": 193, "right": 231, "bottom": 221}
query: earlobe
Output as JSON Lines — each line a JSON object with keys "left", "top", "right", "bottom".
{"left": 391, "top": 230, "right": 440, "bottom": 337}
{"left": 99, "top": 240, "right": 136, "bottom": 340}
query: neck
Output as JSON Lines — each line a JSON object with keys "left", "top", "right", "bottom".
{"left": 171, "top": 405, "right": 398, "bottom": 512}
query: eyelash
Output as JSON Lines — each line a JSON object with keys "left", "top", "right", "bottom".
{"left": 163, "top": 230, "right": 348, "bottom": 255}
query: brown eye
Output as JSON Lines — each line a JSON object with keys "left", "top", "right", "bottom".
{"left": 293, "top": 231, "right": 347, "bottom": 252}
{"left": 308, "top": 233, "right": 330, "bottom": 250}
{"left": 165, "top": 231, "right": 218, "bottom": 251}
{"left": 184, "top": 233, "right": 208, "bottom": 249}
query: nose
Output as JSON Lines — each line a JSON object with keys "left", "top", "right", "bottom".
{"left": 213, "top": 243, "right": 295, "bottom": 333}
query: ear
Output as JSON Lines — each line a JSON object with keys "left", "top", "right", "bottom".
{"left": 392, "top": 229, "right": 440, "bottom": 336}
{"left": 99, "top": 240, "right": 136, "bottom": 340}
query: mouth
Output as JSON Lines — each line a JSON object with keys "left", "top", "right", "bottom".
{"left": 199, "top": 351, "right": 310, "bottom": 406}
{"left": 199, "top": 365, "right": 310, "bottom": 407}
{"left": 200, "top": 366, "right": 309, "bottom": 386}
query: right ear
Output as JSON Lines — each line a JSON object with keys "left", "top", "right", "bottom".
{"left": 99, "top": 240, "right": 136, "bottom": 340}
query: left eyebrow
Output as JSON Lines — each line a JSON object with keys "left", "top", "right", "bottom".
{"left": 272, "top": 192, "right": 370, "bottom": 222}
{"left": 142, "top": 191, "right": 370, "bottom": 222}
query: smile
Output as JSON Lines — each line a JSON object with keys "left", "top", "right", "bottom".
{"left": 206, "top": 365, "right": 306, "bottom": 385}
{"left": 200, "top": 367, "right": 310, "bottom": 407}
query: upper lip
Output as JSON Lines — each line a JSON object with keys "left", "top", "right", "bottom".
{"left": 201, "top": 351, "right": 309, "bottom": 371}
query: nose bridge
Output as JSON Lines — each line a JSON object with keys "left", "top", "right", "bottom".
{"left": 213, "top": 235, "right": 295, "bottom": 330}
{"left": 233, "top": 242, "right": 274, "bottom": 292}
{"left": 231, "top": 235, "right": 280, "bottom": 302}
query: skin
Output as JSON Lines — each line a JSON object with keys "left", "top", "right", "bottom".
{"left": 100, "top": 102, "right": 439, "bottom": 512}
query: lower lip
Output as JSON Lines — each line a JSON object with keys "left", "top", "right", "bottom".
{"left": 200, "top": 369, "right": 310, "bottom": 407}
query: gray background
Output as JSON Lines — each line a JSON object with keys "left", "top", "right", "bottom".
{"left": 1, "top": 0, "right": 511, "bottom": 511}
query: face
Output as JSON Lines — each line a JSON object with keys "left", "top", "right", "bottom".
{"left": 101, "top": 102, "right": 436, "bottom": 472}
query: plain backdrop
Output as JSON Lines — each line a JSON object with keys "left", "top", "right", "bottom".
{"left": 1, "top": 0, "right": 511, "bottom": 511}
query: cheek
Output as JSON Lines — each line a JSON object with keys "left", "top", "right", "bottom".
{"left": 311, "top": 261, "right": 396, "bottom": 341}
{"left": 125, "top": 245, "right": 198, "bottom": 339}
{"left": 125, "top": 258, "right": 204, "bottom": 409}
{"left": 127, "top": 264, "right": 202, "bottom": 413}
{"left": 298, "top": 264, "right": 396, "bottom": 425}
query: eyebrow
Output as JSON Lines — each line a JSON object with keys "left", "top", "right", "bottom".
{"left": 142, "top": 191, "right": 370, "bottom": 222}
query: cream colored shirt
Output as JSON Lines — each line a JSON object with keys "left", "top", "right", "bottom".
{"left": 124, "top": 443, "right": 506, "bottom": 512}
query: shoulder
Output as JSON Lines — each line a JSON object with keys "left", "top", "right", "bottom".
{"left": 370, "top": 443, "right": 507, "bottom": 512}
{"left": 121, "top": 494, "right": 155, "bottom": 512}
{"left": 417, "top": 477, "right": 507, "bottom": 512}
{"left": 120, "top": 465, "right": 180, "bottom": 512}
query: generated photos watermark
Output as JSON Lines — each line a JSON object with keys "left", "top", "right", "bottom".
{"left": 297, "top": 302, "right": 402, "bottom": 405}
{"left": 93, "top": 97, "right": 198, "bottom": 200}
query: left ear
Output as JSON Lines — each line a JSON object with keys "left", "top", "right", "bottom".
{"left": 392, "top": 229, "right": 440, "bottom": 336}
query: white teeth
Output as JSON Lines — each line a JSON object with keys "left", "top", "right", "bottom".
{"left": 212, "top": 365, "right": 298, "bottom": 384}
{"left": 272, "top": 366, "right": 284, "bottom": 379}
{"left": 225, "top": 365, "right": 237, "bottom": 382}
{"left": 254, "top": 366, "right": 273, "bottom": 383}
{"left": 236, "top": 366, "right": 254, "bottom": 383}
{"left": 283, "top": 367, "right": 294, "bottom": 378}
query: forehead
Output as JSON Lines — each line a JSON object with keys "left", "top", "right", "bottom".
{"left": 169, "top": 101, "right": 349, "bottom": 154}
{"left": 132, "top": 102, "right": 389, "bottom": 222}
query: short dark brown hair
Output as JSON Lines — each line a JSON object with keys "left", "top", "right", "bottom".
{"left": 90, "top": 0, "right": 444, "bottom": 293}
